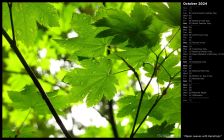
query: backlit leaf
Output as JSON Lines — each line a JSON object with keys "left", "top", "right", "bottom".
{"left": 3, "top": 3, "right": 59, "bottom": 46}
{"left": 64, "top": 58, "right": 117, "bottom": 106}
{"left": 148, "top": 2, "right": 181, "bottom": 27}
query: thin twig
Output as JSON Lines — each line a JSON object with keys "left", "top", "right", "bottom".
{"left": 159, "top": 48, "right": 179, "bottom": 66}
{"left": 150, "top": 48, "right": 158, "bottom": 57}
{"left": 160, "top": 64, "right": 172, "bottom": 78}
{"left": 132, "top": 71, "right": 180, "bottom": 136}
{"left": 8, "top": 3, "right": 16, "bottom": 43}
{"left": 130, "top": 27, "right": 181, "bottom": 137}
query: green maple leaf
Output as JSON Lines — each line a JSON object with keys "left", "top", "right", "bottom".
{"left": 148, "top": 2, "right": 181, "bottom": 27}
{"left": 157, "top": 52, "right": 181, "bottom": 84}
{"left": 3, "top": 2, "right": 59, "bottom": 46}
{"left": 93, "top": 4, "right": 158, "bottom": 47}
{"left": 167, "top": 27, "right": 181, "bottom": 49}
{"left": 109, "top": 46, "right": 150, "bottom": 69}
{"left": 143, "top": 18, "right": 168, "bottom": 48}
{"left": 55, "top": 37, "right": 109, "bottom": 58}
{"left": 118, "top": 86, "right": 180, "bottom": 125}
{"left": 151, "top": 85, "right": 181, "bottom": 124}
{"left": 135, "top": 121, "right": 175, "bottom": 138}
{"left": 172, "top": 128, "right": 181, "bottom": 138}
{"left": 64, "top": 58, "right": 117, "bottom": 107}
{"left": 117, "top": 94, "right": 158, "bottom": 124}
{"left": 8, "top": 85, "right": 69, "bottom": 114}
{"left": 55, "top": 13, "right": 111, "bottom": 57}
{"left": 8, "top": 86, "right": 42, "bottom": 110}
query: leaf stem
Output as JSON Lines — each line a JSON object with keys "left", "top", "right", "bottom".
{"left": 112, "top": 69, "right": 130, "bottom": 75}
{"left": 15, "top": 109, "right": 32, "bottom": 138}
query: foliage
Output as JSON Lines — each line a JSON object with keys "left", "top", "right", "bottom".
{"left": 64, "top": 58, "right": 117, "bottom": 106}
{"left": 2, "top": 2, "right": 181, "bottom": 138}
{"left": 135, "top": 122, "right": 175, "bottom": 138}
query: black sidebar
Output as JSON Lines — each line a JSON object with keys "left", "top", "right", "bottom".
{"left": 182, "top": 0, "right": 224, "bottom": 139}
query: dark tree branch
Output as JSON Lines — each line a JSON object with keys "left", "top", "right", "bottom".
{"left": 129, "top": 57, "right": 158, "bottom": 138}
{"left": 143, "top": 57, "right": 159, "bottom": 93}
{"left": 108, "top": 100, "right": 119, "bottom": 138}
{"left": 130, "top": 28, "right": 181, "bottom": 138}
{"left": 106, "top": 45, "right": 119, "bottom": 138}
{"left": 132, "top": 94, "right": 163, "bottom": 137}
{"left": 132, "top": 71, "right": 180, "bottom": 137}
{"left": 115, "top": 54, "right": 144, "bottom": 94}
{"left": 115, "top": 54, "right": 146, "bottom": 138}
{"left": 115, "top": 49, "right": 159, "bottom": 138}
{"left": 93, "top": 99, "right": 119, "bottom": 138}
{"left": 103, "top": 2, "right": 106, "bottom": 7}
{"left": 93, "top": 107, "right": 110, "bottom": 122}
{"left": 3, "top": 3, "right": 71, "bottom": 138}
{"left": 2, "top": 29, "right": 71, "bottom": 138}
{"left": 8, "top": 3, "right": 16, "bottom": 42}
